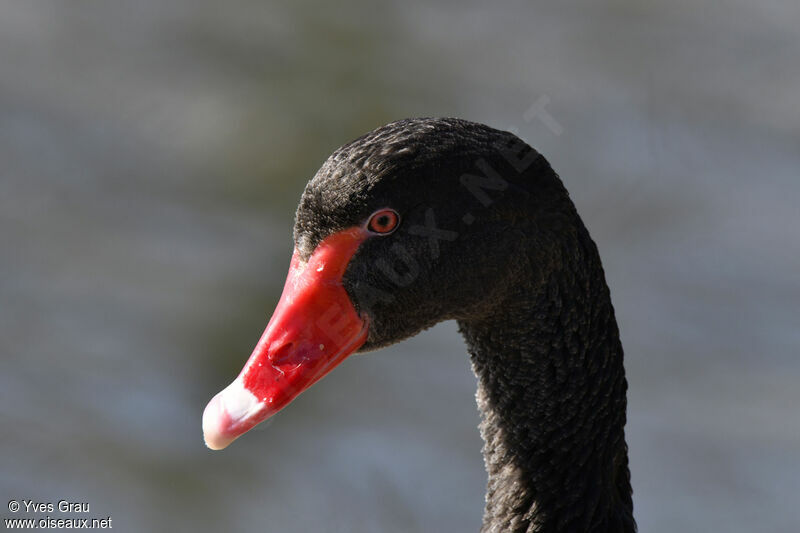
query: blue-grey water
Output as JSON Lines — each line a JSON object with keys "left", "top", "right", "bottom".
{"left": 1, "top": 1, "right": 798, "bottom": 532}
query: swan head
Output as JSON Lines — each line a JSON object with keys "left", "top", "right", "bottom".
{"left": 203, "top": 117, "right": 569, "bottom": 449}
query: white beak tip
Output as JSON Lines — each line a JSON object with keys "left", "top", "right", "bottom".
{"left": 202, "top": 391, "right": 237, "bottom": 450}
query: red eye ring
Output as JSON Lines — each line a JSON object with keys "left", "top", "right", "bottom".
{"left": 367, "top": 208, "right": 400, "bottom": 234}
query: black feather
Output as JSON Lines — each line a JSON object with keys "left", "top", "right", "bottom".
{"left": 294, "top": 118, "right": 635, "bottom": 533}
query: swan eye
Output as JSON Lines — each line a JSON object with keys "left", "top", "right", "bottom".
{"left": 367, "top": 209, "right": 400, "bottom": 234}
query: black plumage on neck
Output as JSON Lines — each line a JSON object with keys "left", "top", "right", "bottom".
{"left": 459, "top": 219, "right": 634, "bottom": 533}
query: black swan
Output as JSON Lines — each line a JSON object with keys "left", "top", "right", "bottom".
{"left": 203, "top": 118, "right": 635, "bottom": 533}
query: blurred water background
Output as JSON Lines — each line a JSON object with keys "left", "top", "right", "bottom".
{"left": 1, "top": 1, "right": 798, "bottom": 532}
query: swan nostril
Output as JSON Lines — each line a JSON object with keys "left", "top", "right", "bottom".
{"left": 268, "top": 342, "right": 296, "bottom": 365}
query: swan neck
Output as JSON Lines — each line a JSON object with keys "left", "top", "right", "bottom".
{"left": 458, "top": 252, "right": 635, "bottom": 532}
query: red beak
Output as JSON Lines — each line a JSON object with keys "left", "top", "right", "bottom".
{"left": 203, "top": 227, "right": 370, "bottom": 450}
